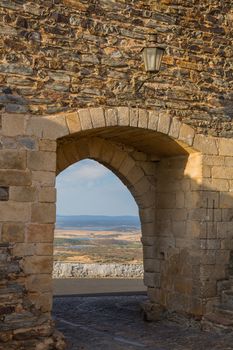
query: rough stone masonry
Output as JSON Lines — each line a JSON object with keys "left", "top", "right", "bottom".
{"left": 0, "top": 1, "right": 232, "bottom": 349}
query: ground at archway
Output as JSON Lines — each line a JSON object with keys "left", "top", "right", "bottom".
{"left": 53, "top": 295, "right": 233, "bottom": 350}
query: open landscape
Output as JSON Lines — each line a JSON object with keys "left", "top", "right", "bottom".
{"left": 53, "top": 215, "right": 143, "bottom": 279}
{"left": 54, "top": 229, "right": 142, "bottom": 264}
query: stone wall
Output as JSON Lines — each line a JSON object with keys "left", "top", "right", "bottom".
{"left": 0, "top": 104, "right": 233, "bottom": 348}
{"left": 0, "top": 0, "right": 232, "bottom": 348}
{"left": 0, "top": 0, "right": 232, "bottom": 136}
{"left": 53, "top": 262, "right": 144, "bottom": 279}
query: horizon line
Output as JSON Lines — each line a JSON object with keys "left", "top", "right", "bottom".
{"left": 57, "top": 214, "right": 139, "bottom": 217}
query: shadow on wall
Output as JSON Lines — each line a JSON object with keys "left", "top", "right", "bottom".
{"left": 144, "top": 154, "right": 233, "bottom": 316}
{"left": 55, "top": 131, "right": 233, "bottom": 317}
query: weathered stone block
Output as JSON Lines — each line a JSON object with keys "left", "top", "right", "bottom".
{"left": 22, "top": 256, "right": 53, "bottom": 274}
{"left": 32, "top": 171, "right": 55, "bottom": 186}
{"left": 142, "top": 222, "right": 156, "bottom": 237}
{"left": 117, "top": 107, "right": 130, "bottom": 126}
{"left": 38, "top": 187, "right": 56, "bottom": 203}
{"left": 0, "top": 202, "right": 30, "bottom": 222}
{"left": 57, "top": 145, "right": 74, "bottom": 170}
{"left": 27, "top": 151, "right": 56, "bottom": 172}
{"left": 110, "top": 150, "right": 127, "bottom": 169}
{"left": 39, "top": 139, "right": 57, "bottom": 152}
{"left": 186, "top": 220, "right": 206, "bottom": 238}
{"left": 138, "top": 109, "right": 148, "bottom": 129}
{"left": 143, "top": 245, "right": 155, "bottom": 259}
{"left": 144, "top": 258, "right": 160, "bottom": 273}
{"left": 179, "top": 124, "right": 195, "bottom": 146}
{"left": 222, "top": 208, "right": 233, "bottom": 221}
{"left": 148, "top": 110, "right": 159, "bottom": 131}
{"left": 200, "top": 178, "right": 229, "bottom": 192}
{"left": 88, "top": 137, "right": 105, "bottom": 159}
{"left": 144, "top": 272, "right": 156, "bottom": 287}
{"left": 63, "top": 142, "right": 80, "bottom": 164}
{"left": 217, "top": 222, "right": 232, "bottom": 238}
{"left": 212, "top": 166, "right": 233, "bottom": 179}
{"left": 2, "top": 223, "right": 25, "bottom": 243}
{"left": 202, "top": 155, "right": 225, "bottom": 166}
{"left": 174, "top": 278, "right": 193, "bottom": 295}
{"left": 139, "top": 208, "right": 155, "bottom": 223}
{"left": 193, "top": 135, "right": 219, "bottom": 155}
{"left": 219, "top": 193, "right": 233, "bottom": 208}
{"left": 29, "top": 291, "right": 53, "bottom": 313}
{"left": 74, "top": 138, "right": 90, "bottom": 159}
{"left": 105, "top": 108, "right": 118, "bottom": 126}
{"left": 65, "top": 112, "right": 81, "bottom": 134}
{"left": 26, "top": 224, "right": 54, "bottom": 243}
{"left": 90, "top": 108, "right": 105, "bottom": 128}
{"left": 129, "top": 108, "right": 139, "bottom": 127}
{"left": 225, "top": 157, "right": 233, "bottom": 167}
{"left": 157, "top": 113, "right": 171, "bottom": 134}
{"left": 0, "top": 150, "right": 26, "bottom": 170}
{"left": 168, "top": 118, "right": 181, "bottom": 139}
{"left": 13, "top": 243, "right": 36, "bottom": 256}
{"left": 2, "top": 114, "right": 26, "bottom": 137}
{"left": 176, "top": 191, "right": 185, "bottom": 208}
{"left": 9, "top": 186, "right": 36, "bottom": 202}
{"left": 134, "top": 177, "right": 151, "bottom": 196}
{"left": 78, "top": 109, "right": 92, "bottom": 130}
{"left": 100, "top": 142, "right": 115, "bottom": 164}
{"left": 31, "top": 203, "right": 56, "bottom": 223}
{"left": 219, "top": 138, "right": 233, "bottom": 156}
{"left": 27, "top": 115, "right": 69, "bottom": 140}
{"left": 0, "top": 186, "right": 9, "bottom": 201}
{"left": 138, "top": 189, "right": 156, "bottom": 208}
{"left": 18, "top": 136, "right": 37, "bottom": 150}
{"left": 26, "top": 274, "right": 52, "bottom": 293}
{"left": 160, "top": 193, "right": 176, "bottom": 209}
{"left": 36, "top": 243, "right": 53, "bottom": 256}
{"left": 119, "top": 156, "right": 135, "bottom": 177}
{"left": 127, "top": 166, "right": 144, "bottom": 185}
{"left": 172, "top": 221, "right": 186, "bottom": 237}
{"left": 200, "top": 239, "right": 221, "bottom": 250}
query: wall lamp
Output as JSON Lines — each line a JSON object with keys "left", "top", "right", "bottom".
{"left": 142, "top": 34, "right": 166, "bottom": 73}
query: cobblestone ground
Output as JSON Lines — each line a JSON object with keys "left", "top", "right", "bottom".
{"left": 53, "top": 296, "right": 233, "bottom": 350}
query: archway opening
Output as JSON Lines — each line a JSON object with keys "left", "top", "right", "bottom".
{"left": 50, "top": 112, "right": 213, "bottom": 343}
{"left": 52, "top": 157, "right": 147, "bottom": 346}
{"left": 53, "top": 158, "right": 144, "bottom": 287}
{"left": 54, "top": 122, "right": 200, "bottom": 317}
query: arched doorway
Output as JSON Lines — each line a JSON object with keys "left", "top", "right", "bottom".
{"left": 53, "top": 158, "right": 144, "bottom": 290}
{"left": 52, "top": 107, "right": 202, "bottom": 319}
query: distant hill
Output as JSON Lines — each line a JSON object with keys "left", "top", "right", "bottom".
{"left": 56, "top": 215, "right": 141, "bottom": 231}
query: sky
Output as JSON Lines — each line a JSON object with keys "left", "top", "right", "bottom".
{"left": 56, "top": 159, "right": 139, "bottom": 216}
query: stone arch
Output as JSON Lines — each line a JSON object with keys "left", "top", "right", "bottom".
{"left": 51, "top": 106, "right": 206, "bottom": 315}
{"left": 47, "top": 107, "right": 233, "bottom": 321}
{"left": 2, "top": 105, "right": 233, "bottom": 350}
{"left": 29, "top": 107, "right": 199, "bottom": 153}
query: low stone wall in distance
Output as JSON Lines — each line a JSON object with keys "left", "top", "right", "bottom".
{"left": 53, "top": 262, "right": 143, "bottom": 279}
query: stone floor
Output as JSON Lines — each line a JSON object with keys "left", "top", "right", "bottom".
{"left": 52, "top": 295, "right": 233, "bottom": 350}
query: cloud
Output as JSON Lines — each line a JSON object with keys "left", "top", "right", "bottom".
{"left": 57, "top": 159, "right": 110, "bottom": 186}
{"left": 74, "top": 162, "right": 109, "bottom": 180}
{"left": 56, "top": 159, "right": 139, "bottom": 216}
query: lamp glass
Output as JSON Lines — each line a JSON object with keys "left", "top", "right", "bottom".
{"left": 143, "top": 47, "right": 165, "bottom": 72}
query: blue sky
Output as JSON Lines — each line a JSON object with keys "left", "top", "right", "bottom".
{"left": 56, "top": 159, "right": 139, "bottom": 216}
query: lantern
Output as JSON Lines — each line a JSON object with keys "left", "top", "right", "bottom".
{"left": 143, "top": 47, "right": 165, "bottom": 72}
